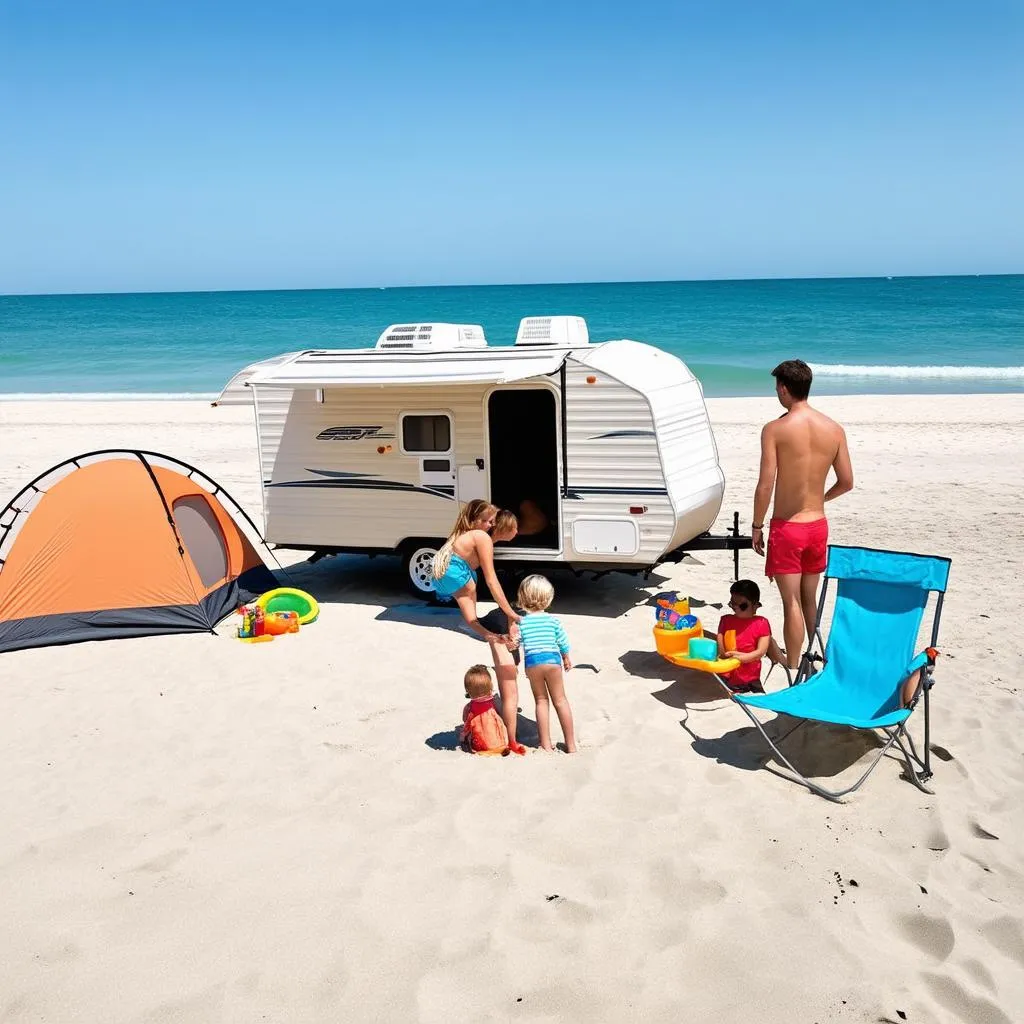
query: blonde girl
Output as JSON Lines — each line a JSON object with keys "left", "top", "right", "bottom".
{"left": 432, "top": 499, "right": 521, "bottom": 643}
{"left": 517, "top": 574, "right": 576, "bottom": 753}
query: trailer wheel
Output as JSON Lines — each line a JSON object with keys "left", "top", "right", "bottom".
{"left": 403, "top": 543, "right": 441, "bottom": 599}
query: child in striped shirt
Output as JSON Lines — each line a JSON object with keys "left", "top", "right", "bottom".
{"left": 516, "top": 574, "right": 576, "bottom": 753}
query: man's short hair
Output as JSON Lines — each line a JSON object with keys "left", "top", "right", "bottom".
{"left": 771, "top": 359, "right": 813, "bottom": 401}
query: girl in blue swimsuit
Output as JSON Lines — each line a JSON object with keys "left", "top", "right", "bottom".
{"left": 432, "top": 499, "right": 521, "bottom": 644}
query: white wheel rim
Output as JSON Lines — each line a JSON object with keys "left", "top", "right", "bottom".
{"left": 408, "top": 547, "right": 438, "bottom": 593}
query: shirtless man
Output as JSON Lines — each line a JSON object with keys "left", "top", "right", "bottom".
{"left": 752, "top": 360, "right": 854, "bottom": 669}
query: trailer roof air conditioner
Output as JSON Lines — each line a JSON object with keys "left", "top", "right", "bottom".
{"left": 375, "top": 323, "right": 488, "bottom": 351}
{"left": 514, "top": 316, "right": 589, "bottom": 348}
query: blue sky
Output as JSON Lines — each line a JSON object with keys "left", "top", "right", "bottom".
{"left": 2, "top": 0, "right": 1022, "bottom": 294}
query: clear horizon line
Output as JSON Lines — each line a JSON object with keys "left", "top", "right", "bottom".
{"left": 2, "top": 270, "right": 1022, "bottom": 300}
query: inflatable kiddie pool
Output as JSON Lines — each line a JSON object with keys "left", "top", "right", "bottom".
{"left": 256, "top": 587, "right": 320, "bottom": 625}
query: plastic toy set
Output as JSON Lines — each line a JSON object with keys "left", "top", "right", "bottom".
{"left": 652, "top": 594, "right": 739, "bottom": 675}
{"left": 236, "top": 587, "right": 320, "bottom": 643}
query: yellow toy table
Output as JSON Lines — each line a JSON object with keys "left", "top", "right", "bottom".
{"left": 654, "top": 611, "right": 740, "bottom": 675}
{"left": 653, "top": 622, "right": 702, "bottom": 658}
{"left": 664, "top": 652, "right": 740, "bottom": 674}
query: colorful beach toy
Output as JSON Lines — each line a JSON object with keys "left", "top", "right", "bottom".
{"left": 664, "top": 636, "right": 739, "bottom": 674}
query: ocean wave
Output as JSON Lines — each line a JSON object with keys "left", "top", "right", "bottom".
{"left": 0, "top": 392, "right": 218, "bottom": 401}
{"left": 809, "top": 363, "right": 1024, "bottom": 379}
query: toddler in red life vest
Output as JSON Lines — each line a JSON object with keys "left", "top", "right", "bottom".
{"left": 716, "top": 579, "right": 776, "bottom": 694}
{"left": 460, "top": 664, "right": 526, "bottom": 756}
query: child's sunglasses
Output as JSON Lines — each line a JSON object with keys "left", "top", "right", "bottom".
{"left": 729, "top": 598, "right": 750, "bottom": 611}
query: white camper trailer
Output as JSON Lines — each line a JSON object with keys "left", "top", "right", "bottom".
{"left": 216, "top": 316, "right": 743, "bottom": 595}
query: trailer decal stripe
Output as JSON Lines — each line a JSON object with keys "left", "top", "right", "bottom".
{"left": 267, "top": 476, "right": 457, "bottom": 501}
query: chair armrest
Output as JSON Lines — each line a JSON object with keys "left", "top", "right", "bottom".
{"left": 906, "top": 651, "right": 930, "bottom": 676}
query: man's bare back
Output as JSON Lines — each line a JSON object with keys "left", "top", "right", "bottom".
{"left": 753, "top": 360, "right": 854, "bottom": 669}
{"left": 768, "top": 405, "right": 851, "bottom": 522}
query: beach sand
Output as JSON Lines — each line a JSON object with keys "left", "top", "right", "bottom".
{"left": 1, "top": 394, "right": 1023, "bottom": 1023}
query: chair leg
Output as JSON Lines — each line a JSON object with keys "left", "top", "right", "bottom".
{"left": 729, "top": 702, "right": 905, "bottom": 801}
{"left": 794, "top": 650, "right": 822, "bottom": 685}
{"left": 900, "top": 726, "right": 929, "bottom": 775}
{"left": 887, "top": 726, "right": 934, "bottom": 794}
{"left": 765, "top": 660, "right": 794, "bottom": 688}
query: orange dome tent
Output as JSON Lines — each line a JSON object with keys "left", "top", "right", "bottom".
{"left": 0, "top": 450, "right": 278, "bottom": 654}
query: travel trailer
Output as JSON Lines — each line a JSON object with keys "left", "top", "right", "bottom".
{"left": 215, "top": 316, "right": 748, "bottom": 595}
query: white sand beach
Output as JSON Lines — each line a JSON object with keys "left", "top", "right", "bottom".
{"left": 2, "top": 394, "right": 1023, "bottom": 1023}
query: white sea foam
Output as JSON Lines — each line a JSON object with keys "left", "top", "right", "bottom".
{"left": 0, "top": 392, "right": 218, "bottom": 401}
{"left": 809, "top": 363, "right": 1024, "bottom": 379}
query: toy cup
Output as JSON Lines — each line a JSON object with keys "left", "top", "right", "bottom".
{"left": 687, "top": 637, "right": 718, "bottom": 661}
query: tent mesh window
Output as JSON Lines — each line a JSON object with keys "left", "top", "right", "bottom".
{"left": 172, "top": 495, "right": 230, "bottom": 589}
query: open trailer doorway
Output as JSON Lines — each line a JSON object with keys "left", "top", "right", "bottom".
{"left": 486, "top": 387, "right": 560, "bottom": 551}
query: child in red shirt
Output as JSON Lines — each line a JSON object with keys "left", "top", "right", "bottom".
{"left": 716, "top": 579, "right": 773, "bottom": 693}
{"left": 460, "top": 664, "right": 526, "bottom": 755}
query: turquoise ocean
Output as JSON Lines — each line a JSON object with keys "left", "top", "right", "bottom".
{"left": 1, "top": 275, "right": 1022, "bottom": 398}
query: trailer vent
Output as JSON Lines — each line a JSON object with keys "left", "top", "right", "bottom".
{"left": 375, "top": 323, "right": 488, "bottom": 351}
{"left": 514, "top": 315, "right": 590, "bottom": 348}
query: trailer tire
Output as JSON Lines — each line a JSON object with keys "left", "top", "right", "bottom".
{"left": 401, "top": 542, "right": 443, "bottom": 599}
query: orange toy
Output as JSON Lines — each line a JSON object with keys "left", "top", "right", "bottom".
{"left": 653, "top": 619, "right": 703, "bottom": 659}
{"left": 264, "top": 610, "right": 300, "bottom": 635}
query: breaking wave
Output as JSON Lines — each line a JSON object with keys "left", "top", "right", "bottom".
{"left": 0, "top": 392, "right": 218, "bottom": 401}
{"left": 809, "top": 364, "right": 1024, "bottom": 380}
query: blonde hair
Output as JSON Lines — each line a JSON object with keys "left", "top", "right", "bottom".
{"left": 464, "top": 664, "right": 493, "bottom": 698}
{"left": 432, "top": 499, "right": 498, "bottom": 580}
{"left": 517, "top": 574, "right": 555, "bottom": 613}
{"left": 493, "top": 509, "right": 518, "bottom": 539}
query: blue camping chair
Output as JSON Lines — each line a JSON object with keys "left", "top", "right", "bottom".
{"left": 728, "top": 545, "right": 951, "bottom": 801}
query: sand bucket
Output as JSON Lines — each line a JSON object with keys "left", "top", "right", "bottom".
{"left": 654, "top": 614, "right": 702, "bottom": 658}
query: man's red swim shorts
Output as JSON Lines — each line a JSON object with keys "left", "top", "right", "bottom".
{"left": 765, "top": 518, "right": 828, "bottom": 577}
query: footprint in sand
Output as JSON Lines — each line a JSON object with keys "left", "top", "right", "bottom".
{"left": 980, "top": 915, "right": 1024, "bottom": 966}
{"left": 646, "top": 857, "right": 727, "bottom": 909}
{"left": 970, "top": 821, "right": 1000, "bottom": 841}
{"left": 542, "top": 895, "right": 595, "bottom": 926}
{"left": 960, "top": 957, "right": 997, "bottom": 993}
{"left": 134, "top": 848, "right": 187, "bottom": 873}
{"left": 140, "top": 982, "right": 230, "bottom": 1024}
{"left": 897, "top": 911, "right": 955, "bottom": 961}
{"left": 921, "top": 972, "right": 1013, "bottom": 1024}
{"left": 921, "top": 807, "right": 950, "bottom": 852}
{"left": 34, "top": 942, "right": 82, "bottom": 966}
{"left": 191, "top": 820, "right": 224, "bottom": 839}
{"left": 358, "top": 707, "right": 396, "bottom": 723}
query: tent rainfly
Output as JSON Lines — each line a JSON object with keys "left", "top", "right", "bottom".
{"left": 0, "top": 450, "right": 278, "bottom": 654}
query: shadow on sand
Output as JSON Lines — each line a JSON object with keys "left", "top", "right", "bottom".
{"left": 426, "top": 708, "right": 540, "bottom": 753}
{"left": 277, "top": 551, "right": 672, "bottom": 619}
{"left": 617, "top": 621, "right": 880, "bottom": 786}
{"left": 681, "top": 711, "right": 883, "bottom": 782}
{"left": 646, "top": 588, "right": 725, "bottom": 614}
{"left": 619, "top": 650, "right": 728, "bottom": 707}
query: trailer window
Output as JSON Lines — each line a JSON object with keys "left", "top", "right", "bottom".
{"left": 401, "top": 413, "right": 452, "bottom": 454}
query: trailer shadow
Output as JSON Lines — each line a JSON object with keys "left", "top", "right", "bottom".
{"left": 276, "top": 551, "right": 670, "bottom": 619}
